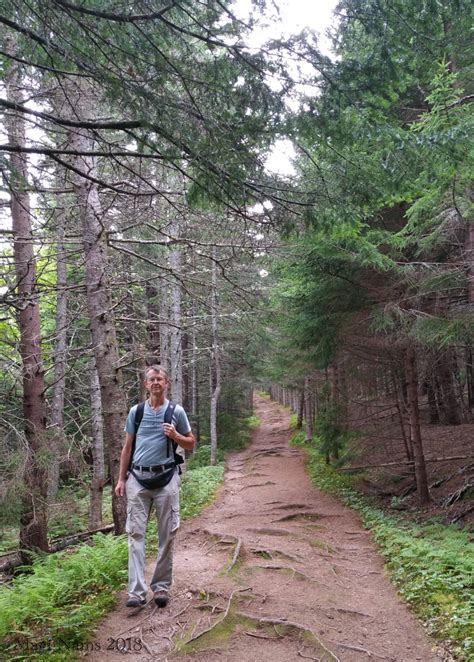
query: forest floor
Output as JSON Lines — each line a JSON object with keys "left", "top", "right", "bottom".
{"left": 84, "top": 395, "right": 452, "bottom": 662}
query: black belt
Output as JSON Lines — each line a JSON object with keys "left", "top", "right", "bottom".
{"left": 132, "top": 463, "right": 174, "bottom": 473}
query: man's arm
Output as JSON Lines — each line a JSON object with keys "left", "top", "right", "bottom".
{"left": 114, "top": 432, "right": 134, "bottom": 497}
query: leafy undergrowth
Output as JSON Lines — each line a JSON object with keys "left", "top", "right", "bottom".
{"left": 292, "top": 434, "right": 474, "bottom": 661}
{"left": 0, "top": 534, "right": 128, "bottom": 661}
{"left": 0, "top": 464, "right": 224, "bottom": 661}
{"left": 0, "top": 483, "right": 114, "bottom": 555}
{"left": 0, "top": 405, "right": 256, "bottom": 660}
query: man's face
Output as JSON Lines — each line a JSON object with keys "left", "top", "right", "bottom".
{"left": 145, "top": 370, "right": 168, "bottom": 395}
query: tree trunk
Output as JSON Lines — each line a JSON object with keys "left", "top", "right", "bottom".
{"left": 5, "top": 38, "right": 49, "bottom": 558}
{"left": 404, "top": 347, "right": 430, "bottom": 505}
{"left": 466, "top": 347, "right": 474, "bottom": 417}
{"left": 296, "top": 389, "right": 305, "bottom": 429}
{"left": 159, "top": 281, "right": 171, "bottom": 373}
{"left": 48, "top": 175, "right": 68, "bottom": 500}
{"left": 210, "top": 252, "right": 221, "bottom": 466}
{"left": 191, "top": 295, "right": 200, "bottom": 443}
{"left": 437, "top": 350, "right": 461, "bottom": 425}
{"left": 66, "top": 83, "right": 128, "bottom": 533}
{"left": 426, "top": 379, "right": 440, "bottom": 424}
{"left": 304, "top": 377, "right": 314, "bottom": 441}
{"left": 464, "top": 184, "right": 474, "bottom": 304}
{"left": 169, "top": 236, "right": 183, "bottom": 405}
{"left": 89, "top": 359, "right": 105, "bottom": 529}
{"left": 182, "top": 328, "right": 190, "bottom": 411}
{"left": 145, "top": 282, "right": 161, "bottom": 361}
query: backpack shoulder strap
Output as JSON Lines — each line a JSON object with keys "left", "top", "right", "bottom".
{"left": 164, "top": 401, "right": 183, "bottom": 466}
{"left": 128, "top": 402, "right": 145, "bottom": 471}
{"left": 134, "top": 401, "right": 145, "bottom": 435}
{"left": 164, "top": 400, "right": 176, "bottom": 424}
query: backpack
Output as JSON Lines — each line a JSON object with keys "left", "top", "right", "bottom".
{"left": 128, "top": 400, "right": 184, "bottom": 489}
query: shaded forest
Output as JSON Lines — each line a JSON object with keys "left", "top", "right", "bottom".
{"left": 0, "top": 0, "right": 472, "bottom": 568}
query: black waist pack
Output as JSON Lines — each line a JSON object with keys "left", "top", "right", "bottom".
{"left": 130, "top": 465, "right": 175, "bottom": 489}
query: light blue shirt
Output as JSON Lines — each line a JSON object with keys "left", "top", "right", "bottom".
{"left": 124, "top": 399, "right": 191, "bottom": 466}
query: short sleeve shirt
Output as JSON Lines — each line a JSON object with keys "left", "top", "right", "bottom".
{"left": 124, "top": 399, "right": 191, "bottom": 466}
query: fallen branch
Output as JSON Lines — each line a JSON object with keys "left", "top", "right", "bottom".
{"left": 338, "top": 455, "right": 474, "bottom": 472}
{"left": 430, "top": 463, "right": 473, "bottom": 489}
{"left": 0, "top": 524, "right": 115, "bottom": 573}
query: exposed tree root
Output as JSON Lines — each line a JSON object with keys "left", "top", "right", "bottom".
{"left": 246, "top": 527, "right": 294, "bottom": 536}
{"left": 225, "top": 537, "right": 243, "bottom": 574}
{"left": 245, "top": 630, "right": 283, "bottom": 640}
{"left": 250, "top": 546, "right": 301, "bottom": 562}
{"left": 240, "top": 481, "right": 276, "bottom": 490}
{"left": 254, "top": 448, "right": 285, "bottom": 455}
{"left": 179, "top": 587, "right": 252, "bottom": 647}
{"left": 297, "top": 649, "right": 322, "bottom": 661}
{"left": 250, "top": 564, "right": 331, "bottom": 587}
{"left": 274, "top": 512, "right": 324, "bottom": 523}
{"left": 237, "top": 613, "right": 341, "bottom": 662}
{"left": 327, "top": 639, "right": 388, "bottom": 659}
{"left": 332, "top": 606, "right": 374, "bottom": 618}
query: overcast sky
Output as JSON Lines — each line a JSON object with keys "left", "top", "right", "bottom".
{"left": 232, "top": 0, "right": 339, "bottom": 175}
{"left": 233, "top": 0, "right": 338, "bottom": 52}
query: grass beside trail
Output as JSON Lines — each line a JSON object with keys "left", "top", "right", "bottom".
{"left": 290, "top": 431, "right": 474, "bottom": 661}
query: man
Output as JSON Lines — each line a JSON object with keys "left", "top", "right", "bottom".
{"left": 115, "top": 365, "right": 195, "bottom": 608}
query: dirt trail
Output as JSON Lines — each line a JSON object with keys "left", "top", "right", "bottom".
{"left": 85, "top": 395, "right": 448, "bottom": 661}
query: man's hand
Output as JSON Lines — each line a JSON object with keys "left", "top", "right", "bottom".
{"left": 164, "top": 424, "right": 195, "bottom": 450}
{"left": 115, "top": 479, "right": 126, "bottom": 497}
{"left": 163, "top": 423, "right": 177, "bottom": 439}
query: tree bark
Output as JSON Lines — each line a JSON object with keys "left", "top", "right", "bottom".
{"left": 89, "top": 358, "right": 105, "bottom": 529}
{"left": 404, "top": 347, "right": 430, "bottom": 505}
{"left": 5, "top": 37, "right": 49, "bottom": 558}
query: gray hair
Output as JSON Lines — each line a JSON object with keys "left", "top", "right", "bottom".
{"left": 144, "top": 364, "right": 169, "bottom": 381}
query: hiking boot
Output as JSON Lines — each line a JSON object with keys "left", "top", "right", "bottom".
{"left": 154, "top": 590, "right": 169, "bottom": 608}
{"left": 126, "top": 596, "right": 146, "bottom": 608}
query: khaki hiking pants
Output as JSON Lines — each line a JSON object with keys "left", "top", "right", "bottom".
{"left": 125, "top": 469, "right": 181, "bottom": 600}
